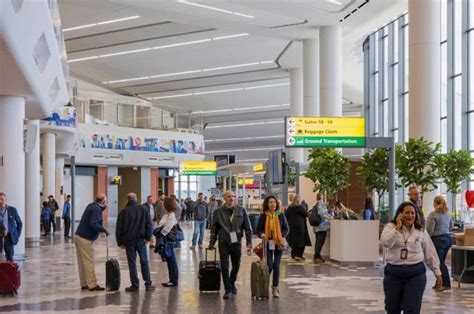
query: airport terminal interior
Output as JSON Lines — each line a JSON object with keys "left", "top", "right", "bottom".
{"left": 1, "top": 0, "right": 474, "bottom": 313}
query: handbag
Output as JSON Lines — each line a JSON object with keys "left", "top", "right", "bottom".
{"left": 166, "top": 224, "right": 185, "bottom": 242}
{"left": 253, "top": 241, "right": 264, "bottom": 259}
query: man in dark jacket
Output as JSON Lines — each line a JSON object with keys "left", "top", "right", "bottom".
{"left": 47, "top": 195, "right": 59, "bottom": 233}
{"left": 0, "top": 192, "right": 23, "bottom": 261}
{"left": 209, "top": 190, "right": 252, "bottom": 300}
{"left": 116, "top": 193, "right": 155, "bottom": 292}
{"left": 190, "top": 192, "right": 208, "bottom": 250}
{"left": 74, "top": 194, "right": 109, "bottom": 291}
{"left": 153, "top": 193, "right": 165, "bottom": 223}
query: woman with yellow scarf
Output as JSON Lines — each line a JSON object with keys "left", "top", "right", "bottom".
{"left": 256, "top": 196, "right": 289, "bottom": 298}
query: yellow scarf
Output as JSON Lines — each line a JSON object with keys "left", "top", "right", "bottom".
{"left": 265, "top": 211, "right": 284, "bottom": 247}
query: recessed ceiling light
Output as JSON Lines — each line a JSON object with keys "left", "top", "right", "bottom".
{"left": 327, "top": 0, "right": 343, "bottom": 5}
{"left": 103, "top": 61, "right": 274, "bottom": 84}
{"left": 149, "top": 81, "right": 288, "bottom": 100}
{"left": 190, "top": 104, "right": 289, "bottom": 115}
{"left": 68, "top": 33, "right": 249, "bottom": 63}
{"left": 63, "top": 15, "right": 140, "bottom": 32}
{"left": 178, "top": 1, "right": 255, "bottom": 19}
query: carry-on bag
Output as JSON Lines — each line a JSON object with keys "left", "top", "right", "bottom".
{"left": 251, "top": 239, "right": 269, "bottom": 300}
{"left": 198, "top": 248, "right": 221, "bottom": 292}
{"left": 0, "top": 237, "right": 21, "bottom": 296}
{"left": 105, "top": 236, "right": 120, "bottom": 291}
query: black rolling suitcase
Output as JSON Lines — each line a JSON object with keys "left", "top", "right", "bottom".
{"left": 198, "top": 248, "right": 221, "bottom": 292}
{"left": 105, "top": 236, "right": 120, "bottom": 291}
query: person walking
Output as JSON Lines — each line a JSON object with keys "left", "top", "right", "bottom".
{"left": 153, "top": 193, "right": 165, "bottom": 223}
{"left": 285, "top": 194, "right": 311, "bottom": 261}
{"left": 185, "top": 197, "right": 194, "bottom": 221}
{"left": 208, "top": 196, "right": 219, "bottom": 228}
{"left": 156, "top": 197, "right": 180, "bottom": 287}
{"left": 47, "top": 195, "right": 59, "bottom": 233}
{"left": 62, "top": 195, "right": 72, "bottom": 239}
{"left": 142, "top": 195, "right": 155, "bottom": 248}
{"left": 256, "top": 195, "right": 289, "bottom": 298}
{"left": 426, "top": 195, "right": 453, "bottom": 291}
{"left": 190, "top": 192, "right": 208, "bottom": 250}
{"left": 381, "top": 201, "right": 441, "bottom": 314}
{"left": 116, "top": 193, "right": 155, "bottom": 292}
{"left": 312, "top": 193, "right": 331, "bottom": 264}
{"left": 74, "top": 194, "right": 109, "bottom": 291}
{"left": 179, "top": 199, "right": 186, "bottom": 221}
{"left": 0, "top": 193, "right": 22, "bottom": 261}
{"left": 41, "top": 201, "right": 52, "bottom": 236}
{"left": 408, "top": 185, "right": 425, "bottom": 227}
{"left": 209, "top": 190, "right": 253, "bottom": 300}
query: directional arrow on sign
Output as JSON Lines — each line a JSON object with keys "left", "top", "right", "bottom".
{"left": 288, "top": 118, "right": 295, "bottom": 126}
{"left": 287, "top": 137, "right": 295, "bottom": 145}
{"left": 288, "top": 127, "right": 295, "bottom": 135}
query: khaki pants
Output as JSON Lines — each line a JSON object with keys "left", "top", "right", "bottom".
{"left": 74, "top": 235, "right": 97, "bottom": 288}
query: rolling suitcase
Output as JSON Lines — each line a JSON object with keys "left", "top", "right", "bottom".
{"left": 251, "top": 240, "right": 269, "bottom": 300}
{"left": 198, "top": 248, "right": 221, "bottom": 292}
{"left": 0, "top": 237, "right": 21, "bottom": 296}
{"left": 105, "top": 236, "right": 120, "bottom": 291}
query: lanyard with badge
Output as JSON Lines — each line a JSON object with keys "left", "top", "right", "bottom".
{"left": 229, "top": 208, "right": 238, "bottom": 243}
{"left": 400, "top": 229, "right": 409, "bottom": 260}
{"left": 268, "top": 214, "right": 276, "bottom": 250}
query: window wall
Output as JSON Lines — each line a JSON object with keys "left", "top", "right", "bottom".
{"left": 363, "top": 0, "right": 474, "bottom": 207}
{"left": 174, "top": 174, "right": 198, "bottom": 200}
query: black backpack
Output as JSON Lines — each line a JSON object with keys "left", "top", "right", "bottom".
{"left": 308, "top": 206, "right": 322, "bottom": 227}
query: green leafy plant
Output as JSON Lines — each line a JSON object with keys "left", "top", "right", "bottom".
{"left": 437, "top": 149, "right": 474, "bottom": 195}
{"left": 304, "top": 147, "right": 350, "bottom": 200}
{"left": 396, "top": 137, "right": 441, "bottom": 193}
{"left": 357, "top": 148, "right": 389, "bottom": 211}
{"left": 287, "top": 160, "right": 296, "bottom": 187}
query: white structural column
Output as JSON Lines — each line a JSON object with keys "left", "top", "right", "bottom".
{"left": 0, "top": 96, "right": 26, "bottom": 258}
{"left": 303, "top": 37, "right": 320, "bottom": 116}
{"left": 408, "top": 0, "right": 441, "bottom": 212}
{"left": 41, "top": 133, "right": 56, "bottom": 202}
{"left": 55, "top": 157, "right": 64, "bottom": 228}
{"left": 320, "top": 26, "right": 343, "bottom": 117}
{"left": 25, "top": 120, "right": 41, "bottom": 247}
{"left": 290, "top": 68, "right": 304, "bottom": 163}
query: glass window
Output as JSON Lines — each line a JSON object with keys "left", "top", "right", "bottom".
{"left": 441, "top": 42, "right": 448, "bottom": 117}
{"left": 470, "top": 113, "right": 474, "bottom": 150}
{"left": 393, "top": 64, "right": 399, "bottom": 128}
{"left": 384, "top": 37, "right": 389, "bottom": 98}
{"left": 394, "top": 20, "right": 399, "bottom": 63}
{"left": 441, "top": 118, "right": 448, "bottom": 153}
{"left": 404, "top": 27, "right": 409, "bottom": 90}
{"left": 454, "top": 0, "right": 463, "bottom": 74}
{"left": 470, "top": 0, "right": 474, "bottom": 28}
{"left": 393, "top": 129, "right": 399, "bottom": 143}
{"left": 469, "top": 31, "right": 474, "bottom": 111}
{"left": 441, "top": 0, "right": 447, "bottom": 42}
{"left": 374, "top": 73, "right": 379, "bottom": 135}
{"left": 454, "top": 76, "right": 463, "bottom": 150}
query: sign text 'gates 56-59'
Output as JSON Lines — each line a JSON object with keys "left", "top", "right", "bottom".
{"left": 285, "top": 117, "right": 366, "bottom": 148}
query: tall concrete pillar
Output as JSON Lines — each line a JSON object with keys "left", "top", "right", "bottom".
{"left": 41, "top": 133, "right": 56, "bottom": 201}
{"left": 25, "top": 120, "right": 40, "bottom": 247}
{"left": 303, "top": 37, "right": 320, "bottom": 117}
{"left": 290, "top": 68, "right": 304, "bottom": 163}
{"left": 408, "top": 0, "right": 441, "bottom": 212}
{"left": 0, "top": 96, "right": 26, "bottom": 258}
{"left": 320, "top": 25, "right": 343, "bottom": 117}
{"left": 55, "top": 157, "right": 64, "bottom": 229}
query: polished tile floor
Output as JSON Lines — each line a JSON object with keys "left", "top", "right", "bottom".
{"left": 0, "top": 221, "right": 473, "bottom": 313}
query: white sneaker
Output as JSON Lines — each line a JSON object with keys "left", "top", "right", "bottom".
{"left": 272, "top": 286, "right": 280, "bottom": 298}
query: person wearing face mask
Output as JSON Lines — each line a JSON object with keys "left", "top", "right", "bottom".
{"left": 256, "top": 196, "right": 289, "bottom": 298}
{"left": 74, "top": 194, "right": 110, "bottom": 292}
{"left": 381, "top": 202, "right": 441, "bottom": 314}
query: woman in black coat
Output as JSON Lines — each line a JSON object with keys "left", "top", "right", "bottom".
{"left": 285, "top": 194, "right": 311, "bottom": 261}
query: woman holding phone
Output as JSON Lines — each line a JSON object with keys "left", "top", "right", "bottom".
{"left": 380, "top": 202, "right": 441, "bottom": 314}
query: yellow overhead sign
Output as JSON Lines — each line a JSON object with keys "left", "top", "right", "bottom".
{"left": 237, "top": 178, "right": 254, "bottom": 185}
{"left": 253, "top": 163, "right": 265, "bottom": 172}
{"left": 179, "top": 161, "right": 217, "bottom": 175}
{"left": 286, "top": 117, "right": 366, "bottom": 147}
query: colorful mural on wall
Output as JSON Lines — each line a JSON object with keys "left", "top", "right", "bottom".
{"left": 42, "top": 106, "right": 76, "bottom": 127}
{"left": 80, "top": 133, "right": 205, "bottom": 155}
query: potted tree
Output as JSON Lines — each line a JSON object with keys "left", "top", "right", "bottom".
{"left": 357, "top": 148, "right": 389, "bottom": 212}
{"left": 304, "top": 147, "right": 350, "bottom": 200}
{"left": 437, "top": 148, "right": 474, "bottom": 223}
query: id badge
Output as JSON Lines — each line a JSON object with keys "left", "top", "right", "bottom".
{"left": 269, "top": 240, "right": 276, "bottom": 251}
{"left": 230, "top": 231, "right": 238, "bottom": 243}
{"left": 400, "top": 248, "right": 408, "bottom": 260}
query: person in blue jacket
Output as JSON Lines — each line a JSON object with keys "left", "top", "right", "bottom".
{"left": 74, "top": 194, "right": 110, "bottom": 292}
{"left": 62, "top": 195, "right": 71, "bottom": 239}
{"left": 0, "top": 192, "right": 23, "bottom": 261}
{"left": 41, "top": 201, "right": 52, "bottom": 236}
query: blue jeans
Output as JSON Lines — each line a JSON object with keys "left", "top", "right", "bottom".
{"left": 383, "top": 262, "right": 426, "bottom": 314}
{"left": 165, "top": 244, "right": 179, "bottom": 284}
{"left": 191, "top": 220, "right": 206, "bottom": 246}
{"left": 431, "top": 234, "right": 452, "bottom": 288}
{"left": 0, "top": 235, "right": 14, "bottom": 261}
{"left": 266, "top": 246, "right": 283, "bottom": 287}
{"left": 125, "top": 241, "right": 152, "bottom": 288}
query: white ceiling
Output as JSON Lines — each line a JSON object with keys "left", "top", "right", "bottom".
{"left": 58, "top": 0, "right": 407, "bottom": 162}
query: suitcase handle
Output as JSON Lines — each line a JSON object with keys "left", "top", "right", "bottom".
{"left": 205, "top": 247, "right": 217, "bottom": 262}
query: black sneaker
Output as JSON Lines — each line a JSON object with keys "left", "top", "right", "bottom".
{"left": 223, "top": 291, "right": 232, "bottom": 300}
{"left": 88, "top": 286, "right": 105, "bottom": 291}
{"left": 145, "top": 285, "right": 156, "bottom": 291}
{"left": 81, "top": 286, "right": 88, "bottom": 290}
{"left": 125, "top": 286, "right": 139, "bottom": 292}
{"left": 231, "top": 284, "right": 238, "bottom": 294}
